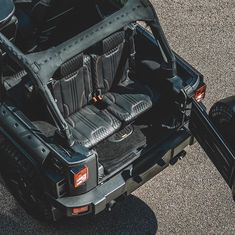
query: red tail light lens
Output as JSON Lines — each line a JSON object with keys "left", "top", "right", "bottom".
{"left": 72, "top": 206, "right": 89, "bottom": 215}
{"left": 195, "top": 84, "right": 206, "bottom": 102}
{"left": 73, "top": 166, "right": 89, "bottom": 188}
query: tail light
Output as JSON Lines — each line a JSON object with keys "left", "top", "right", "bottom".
{"left": 195, "top": 84, "right": 207, "bottom": 102}
{"left": 72, "top": 205, "right": 90, "bottom": 215}
{"left": 72, "top": 166, "right": 89, "bottom": 188}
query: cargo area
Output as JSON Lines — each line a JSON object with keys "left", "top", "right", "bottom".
{"left": 0, "top": 0, "right": 185, "bottom": 175}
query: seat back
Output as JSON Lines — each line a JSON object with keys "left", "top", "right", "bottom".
{"left": 51, "top": 29, "right": 135, "bottom": 119}
{"left": 15, "top": 0, "right": 102, "bottom": 50}
{"left": 90, "top": 27, "right": 136, "bottom": 94}
{"left": 90, "top": 30, "right": 128, "bottom": 94}
{"left": 14, "top": 0, "right": 52, "bottom": 24}
{"left": 52, "top": 54, "right": 93, "bottom": 118}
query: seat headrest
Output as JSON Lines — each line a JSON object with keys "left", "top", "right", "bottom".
{"left": 59, "top": 53, "right": 84, "bottom": 77}
{"left": 90, "top": 31, "right": 125, "bottom": 55}
{"left": 102, "top": 31, "right": 125, "bottom": 54}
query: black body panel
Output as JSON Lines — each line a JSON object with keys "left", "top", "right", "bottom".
{"left": 53, "top": 129, "right": 192, "bottom": 217}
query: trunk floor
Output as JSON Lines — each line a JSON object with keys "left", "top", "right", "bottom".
{"left": 95, "top": 125, "right": 147, "bottom": 173}
{"left": 95, "top": 120, "right": 172, "bottom": 174}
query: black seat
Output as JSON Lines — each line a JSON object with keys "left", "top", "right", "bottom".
{"left": 51, "top": 29, "right": 157, "bottom": 148}
{"left": 66, "top": 105, "right": 121, "bottom": 148}
{"left": 15, "top": 0, "right": 102, "bottom": 51}
{"left": 103, "top": 81, "right": 156, "bottom": 122}
{"left": 90, "top": 30, "right": 155, "bottom": 123}
{"left": 52, "top": 53, "right": 121, "bottom": 148}
{"left": 14, "top": 0, "right": 53, "bottom": 50}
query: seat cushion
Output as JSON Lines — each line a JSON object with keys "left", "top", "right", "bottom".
{"left": 66, "top": 105, "right": 121, "bottom": 148}
{"left": 103, "top": 80, "right": 158, "bottom": 123}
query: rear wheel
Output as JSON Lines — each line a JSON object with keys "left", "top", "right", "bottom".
{"left": 209, "top": 96, "right": 235, "bottom": 148}
{"left": 0, "top": 140, "right": 55, "bottom": 222}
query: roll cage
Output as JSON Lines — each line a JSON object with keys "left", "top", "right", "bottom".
{"left": 0, "top": 0, "right": 177, "bottom": 147}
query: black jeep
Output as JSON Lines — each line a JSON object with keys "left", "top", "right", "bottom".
{"left": 0, "top": 0, "right": 234, "bottom": 221}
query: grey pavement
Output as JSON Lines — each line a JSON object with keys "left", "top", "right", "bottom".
{"left": 0, "top": 0, "right": 235, "bottom": 234}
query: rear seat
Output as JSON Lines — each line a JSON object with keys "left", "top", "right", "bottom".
{"left": 52, "top": 54, "right": 121, "bottom": 148}
{"left": 90, "top": 30, "right": 155, "bottom": 123}
{"left": 103, "top": 81, "right": 155, "bottom": 122}
{"left": 52, "top": 28, "right": 157, "bottom": 148}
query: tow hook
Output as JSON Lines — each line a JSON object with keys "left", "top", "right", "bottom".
{"left": 107, "top": 200, "right": 116, "bottom": 212}
{"left": 170, "top": 150, "right": 187, "bottom": 165}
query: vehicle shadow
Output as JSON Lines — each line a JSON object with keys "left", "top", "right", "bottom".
{"left": 0, "top": 195, "right": 158, "bottom": 235}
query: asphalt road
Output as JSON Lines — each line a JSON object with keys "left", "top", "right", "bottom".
{"left": 0, "top": 1, "right": 235, "bottom": 234}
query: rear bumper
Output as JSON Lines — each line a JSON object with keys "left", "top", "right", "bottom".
{"left": 50, "top": 129, "right": 193, "bottom": 217}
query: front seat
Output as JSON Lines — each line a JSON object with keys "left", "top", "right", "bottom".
{"left": 14, "top": 0, "right": 53, "bottom": 51}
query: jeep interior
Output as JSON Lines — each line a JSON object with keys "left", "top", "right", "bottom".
{"left": 0, "top": 0, "right": 190, "bottom": 176}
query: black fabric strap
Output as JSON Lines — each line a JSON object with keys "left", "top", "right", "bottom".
{"left": 112, "top": 26, "right": 136, "bottom": 88}
{"left": 112, "top": 36, "right": 129, "bottom": 87}
{"left": 127, "top": 25, "right": 136, "bottom": 74}
{"left": 91, "top": 55, "right": 105, "bottom": 97}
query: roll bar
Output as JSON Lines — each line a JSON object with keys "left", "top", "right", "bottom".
{"left": 0, "top": 0, "right": 176, "bottom": 147}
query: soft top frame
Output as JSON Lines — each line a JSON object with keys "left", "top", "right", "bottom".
{"left": 0, "top": 0, "right": 177, "bottom": 148}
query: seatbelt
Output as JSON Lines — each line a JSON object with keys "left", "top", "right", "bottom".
{"left": 91, "top": 54, "right": 105, "bottom": 103}
{"left": 127, "top": 24, "right": 137, "bottom": 75}
{"left": 92, "top": 35, "right": 130, "bottom": 104}
{"left": 112, "top": 25, "right": 136, "bottom": 87}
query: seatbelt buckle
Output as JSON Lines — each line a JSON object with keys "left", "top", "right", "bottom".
{"left": 97, "top": 89, "right": 103, "bottom": 101}
{"left": 92, "top": 90, "right": 103, "bottom": 103}
{"left": 92, "top": 96, "right": 98, "bottom": 103}
{"left": 92, "top": 96, "right": 103, "bottom": 103}
{"left": 97, "top": 95, "right": 103, "bottom": 101}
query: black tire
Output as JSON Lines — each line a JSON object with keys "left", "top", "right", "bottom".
{"left": 209, "top": 96, "right": 235, "bottom": 148}
{"left": 0, "top": 140, "right": 55, "bottom": 222}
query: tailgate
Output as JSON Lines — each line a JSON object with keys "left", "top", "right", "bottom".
{"left": 189, "top": 99, "right": 235, "bottom": 192}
